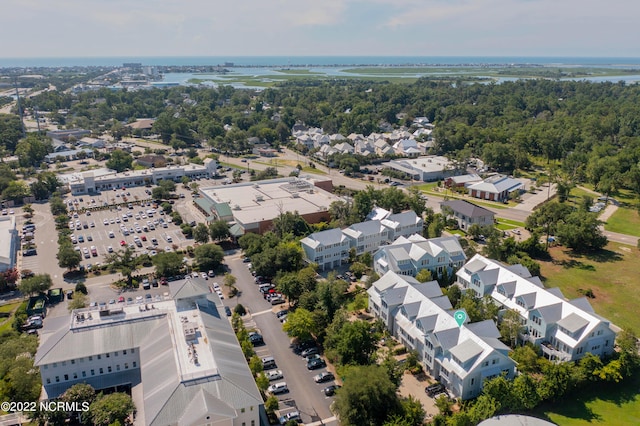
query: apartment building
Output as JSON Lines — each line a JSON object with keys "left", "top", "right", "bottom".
{"left": 300, "top": 228, "right": 350, "bottom": 271}
{"left": 368, "top": 272, "right": 516, "bottom": 400}
{"left": 440, "top": 199, "right": 495, "bottom": 231}
{"left": 456, "top": 255, "right": 616, "bottom": 362}
{"left": 373, "top": 234, "right": 466, "bottom": 278}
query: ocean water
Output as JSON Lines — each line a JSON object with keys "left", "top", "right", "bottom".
{"left": 2, "top": 56, "right": 640, "bottom": 68}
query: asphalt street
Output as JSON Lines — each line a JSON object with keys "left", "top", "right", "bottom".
{"left": 225, "top": 253, "right": 338, "bottom": 426}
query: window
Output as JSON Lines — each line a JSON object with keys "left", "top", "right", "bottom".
{"left": 241, "top": 408, "right": 245, "bottom": 413}
{"left": 99, "top": 368, "right": 103, "bottom": 374}
{"left": 107, "top": 366, "right": 112, "bottom": 373}
{"left": 133, "top": 361, "right": 137, "bottom": 368}
{"left": 471, "top": 378, "right": 475, "bottom": 385}
{"left": 605, "top": 340, "right": 610, "bottom": 347}
{"left": 131, "top": 348, "right": 135, "bottom": 354}
{"left": 64, "top": 374, "right": 69, "bottom": 381}
{"left": 62, "top": 361, "right": 66, "bottom": 366}
{"left": 115, "top": 351, "right": 118, "bottom": 357}
{"left": 124, "top": 363, "right": 129, "bottom": 369}
{"left": 483, "top": 361, "right": 489, "bottom": 367}
{"left": 91, "top": 369, "right": 95, "bottom": 376}
{"left": 71, "top": 359, "right": 75, "bottom": 364}
{"left": 43, "top": 365, "right": 48, "bottom": 370}
{"left": 82, "top": 371, "right": 86, "bottom": 378}
{"left": 123, "top": 350, "right": 127, "bottom": 355}
{"left": 106, "top": 353, "right": 110, "bottom": 358}
{"left": 89, "top": 356, "right": 93, "bottom": 361}
{"left": 55, "top": 376, "right": 60, "bottom": 383}
{"left": 97, "top": 355, "right": 101, "bottom": 360}
{"left": 46, "top": 378, "right": 51, "bottom": 384}
{"left": 116, "top": 365, "right": 120, "bottom": 371}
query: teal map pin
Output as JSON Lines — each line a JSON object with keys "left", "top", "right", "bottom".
{"left": 454, "top": 310, "right": 467, "bottom": 327}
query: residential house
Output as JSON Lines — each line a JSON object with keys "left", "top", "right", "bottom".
{"left": 354, "top": 140, "right": 375, "bottom": 156}
{"left": 368, "top": 271, "right": 516, "bottom": 400}
{"left": 456, "top": 255, "right": 617, "bottom": 362}
{"left": 373, "top": 234, "right": 466, "bottom": 278}
{"left": 343, "top": 220, "right": 391, "bottom": 255}
{"left": 374, "top": 139, "right": 394, "bottom": 156}
{"left": 380, "top": 211, "right": 424, "bottom": 240}
{"left": 467, "top": 175, "right": 524, "bottom": 202}
{"left": 393, "top": 139, "right": 422, "bottom": 157}
{"left": 300, "top": 228, "right": 350, "bottom": 271}
{"left": 440, "top": 199, "right": 495, "bottom": 231}
{"left": 333, "top": 142, "right": 354, "bottom": 154}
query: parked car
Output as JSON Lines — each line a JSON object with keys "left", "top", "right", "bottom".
{"left": 267, "top": 382, "right": 288, "bottom": 395}
{"left": 301, "top": 347, "right": 319, "bottom": 358}
{"left": 23, "top": 248, "right": 37, "bottom": 256}
{"left": 425, "top": 383, "right": 446, "bottom": 397}
{"left": 224, "top": 306, "right": 232, "bottom": 316}
{"left": 307, "top": 358, "right": 326, "bottom": 370}
{"left": 323, "top": 384, "right": 341, "bottom": 396}
{"left": 314, "top": 371, "right": 335, "bottom": 383}
{"left": 248, "top": 332, "right": 264, "bottom": 346}
{"left": 266, "top": 370, "right": 284, "bottom": 381}
{"left": 278, "top": 411, "right": 301, "bottom": 424}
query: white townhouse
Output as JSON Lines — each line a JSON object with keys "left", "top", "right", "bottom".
{"left": 368, "top": 272, "right": 516, "bottom": 400}
{"left": 373, "top": 234, "right": 466, "bottom": 278}
{"left": 456, "top": 255, "right": 617, "bottom": 362}
{"left": 300, "top": 228, "right": 350, "bottom": 271}
{"left": 343, "top": 220, "right": 391, "bottom": 255}
{"left": 380, "top": 211, "right": 424, "bottom": 240}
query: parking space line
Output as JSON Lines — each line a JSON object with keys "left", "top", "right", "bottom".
{"left": 251, "top": 309, "right": 273, "bottom": 317}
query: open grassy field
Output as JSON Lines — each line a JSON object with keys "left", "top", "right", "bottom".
{"left": 0, "top": 301, "right": 22, "bottom": 334}
{"left": 541, "top": 369, "right": 640, "bottom": 426}
{"left": 604, "top": 207, "right": 640, "bottom": 237}
{"left": 538, "top": 243, "right": 640, "bottom": 331}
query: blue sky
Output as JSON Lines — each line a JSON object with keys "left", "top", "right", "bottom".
{"left": 2, "top": 0, "right": 638, "bottom": 58}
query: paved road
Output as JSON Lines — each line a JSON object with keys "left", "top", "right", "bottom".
{"left": 225, "top": 253, "right": 338, "bottom": 426}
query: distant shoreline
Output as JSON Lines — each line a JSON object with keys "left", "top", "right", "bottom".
{"left": 2, "top": 56, "right": 640, "bottom": 69}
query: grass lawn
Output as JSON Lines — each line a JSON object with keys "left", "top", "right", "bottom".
{"left": 538, "top": 243, "right": 640, "bottom": 331}
{"left": 496, "top": 218, "right": 526, "bottom": 227}
{"left": 0, "top": 301, "right": 22, "bottom": 334}
{"left": 604, "top": 207, "right": 640, "bottom": 237}
{"left": 541, "top": 369, "right": 640, "bottom": 426}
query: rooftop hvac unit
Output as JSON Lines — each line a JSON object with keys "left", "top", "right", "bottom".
{"left": 308, "top": 189, "right": 314, "bottom": 194}
{"left": 233, "top": 204, "right": 241, "bottom": 210}
{"left": 292, "top": 193, "right": 299, "bottom": 198}
{"left": 253, "top": 184, "right": 260, "bottom": 188}
{"left": 255, "top": 195, "right": 264, "bottom": 202}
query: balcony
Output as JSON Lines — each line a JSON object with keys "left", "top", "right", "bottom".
{"left": 540, "top": 341, "right": 570, "bottom": 362}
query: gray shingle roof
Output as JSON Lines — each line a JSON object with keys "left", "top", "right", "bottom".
{"left": 557, "top": 313, "right": 590, "bottom": 334}
{"left": 450, "top": 339, "right": 484, "bottom": 364}
{"left": 441, "top": 199, "right": 494, "bottom": 219}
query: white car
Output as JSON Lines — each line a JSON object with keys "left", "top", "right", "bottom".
{"left": 108, "top": 230, "right": 115, "bottom": 238}
{"left": 107, "top": 246, "right": 114, "bottom": 253}
{"left": 201, "top": 272, "right": 208, "bottom": 279}
{"left": 266, "top": 370, "right": 284, "bottom": 381}
{"left": 103, "top": 219, "right": 109, "bottom": 225}
{"left": 164, "top": 246, "right": 172, "bottom": 252}
{"left": 267, "top": 382, "right": 288, "bottom": 395}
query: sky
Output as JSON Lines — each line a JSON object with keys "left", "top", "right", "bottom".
{"left": 1, "top": 0, "right": 639, "bottom": 58}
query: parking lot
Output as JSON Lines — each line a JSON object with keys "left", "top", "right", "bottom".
{"left": 63, "top": 187, "right": 190, "bottom": 268}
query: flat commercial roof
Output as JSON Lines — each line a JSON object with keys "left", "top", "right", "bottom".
{"left": 200, "top": 176, "right": 344, "bottom": 227}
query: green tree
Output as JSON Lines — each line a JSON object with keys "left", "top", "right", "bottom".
{"left": 57, "top": 244, "right": 82, "bottom": 270}
{"left": 467, "top": 394, "right": 500, "bottom": 425}
{"left": 223, "top": 273, "right": 237, "bottom": 293}
{"left": 194, "top": 243, "right": 225, "bottom": 271}
{"left": 152, "top": 251, "right": 184, "bottom": 277}
{"left": 415, "top": 269, "right": 433, "bottom": 283}
{"left": 61, "top": 383, "right": 96, "bottom": 424}
{"left": 193, "top": 222, "right": 210, "bottom": 244}
{"left": 556, "top": 211, "right": 608, "bottom": 251}
{"left": 18, "top": 273, "right": 53, "bottom": 296}
{"left": 282, "top": 307, "right": 316, "bottom": 342}
{"left": 499, "top": 309, "right": 523, "bottom": 347}
{"left": 325, "top": 319, "right": 377, "bottom": 365}
{"left": 2, "top": 181, "right": 31, "bottom": 202}
{"left": 67, "top": 292, "right": 87, "bottom": 311}
{"left": 272, "top": 211, "right": 311, "bottom": 239}
{"left": 265, "top": 395, "right": 279, "bottom": 414}
{"left": 105, "top": 149, "right": 133, "bottom": 172}
{"left": 209, "top": 220, "right": 230, "bottom": 241}
{"left": 104, "top": 247, "right": 140, "bottom": 286}
{"left": 88, "top": 392, "right": 135, "bottom": 426}
{"left": 510, "top": 373, "right": 540, "bottom": 410}
{"left": 276, "top": 272, "right": 303, "bottom": 306}
{"left": 15, "top": 134, "right": 52, "bottom": 167}
{"left": 333, "top": 365, "right": 402, "bottom": 426}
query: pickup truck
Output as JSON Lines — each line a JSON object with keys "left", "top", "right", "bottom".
{"left": 266, "top": 369, "right": 284, "bottom": 381}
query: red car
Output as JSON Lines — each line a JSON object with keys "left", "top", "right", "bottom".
{"left": 120, "top": 240, "right": 126, "bottom": 246}
{"left": 141, "top": 235, "right": 147, "bottom": 241}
